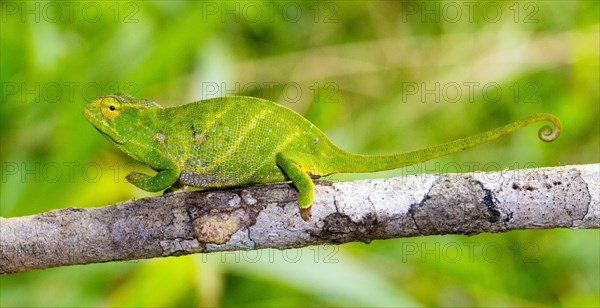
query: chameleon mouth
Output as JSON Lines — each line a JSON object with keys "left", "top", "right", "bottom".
{"left": 93, "top": 126, "right": 124, "bottom": 145}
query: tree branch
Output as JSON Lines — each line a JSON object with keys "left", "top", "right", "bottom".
{"left": 1, "top": 164, "right": 598, "bottom": 274}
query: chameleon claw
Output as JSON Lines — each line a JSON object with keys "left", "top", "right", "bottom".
{"left": 300, "top": 205, "right": 312, "bottom": 221}
{"left": 125, "top": 171, "right": 142, "bottom": 183}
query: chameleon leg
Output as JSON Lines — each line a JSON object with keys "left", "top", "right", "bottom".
{"left": 126, "top": 169, "right": 180, "bottom": 192}
{"left": 126, "top": 152, "right": 180, "bottom": 192}
{"left": 276, "top": 152, "right": 314, "bottom": 221}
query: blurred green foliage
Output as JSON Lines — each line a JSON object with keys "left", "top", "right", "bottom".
{"left": 1, "top": 1, "right": 598, "bottom": 307}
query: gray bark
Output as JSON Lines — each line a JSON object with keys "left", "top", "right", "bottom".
{"left": 1, "top": 164, "right": 598, "bottom": 274}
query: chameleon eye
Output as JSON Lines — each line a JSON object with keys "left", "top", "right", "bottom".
{"left": 101, "top": 97, "right": 122, "bottom": 119}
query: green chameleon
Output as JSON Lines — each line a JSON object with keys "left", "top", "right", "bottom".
{"left": 83, "top": 94, "right": 561, "bottom": 220}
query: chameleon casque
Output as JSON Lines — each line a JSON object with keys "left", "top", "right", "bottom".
{"left": 83, "top": 94, "right": 561, "bottom": 220}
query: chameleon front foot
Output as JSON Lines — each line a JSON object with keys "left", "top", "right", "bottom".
{"left": 125, "top": 169, "right": 179, "bottom": 192}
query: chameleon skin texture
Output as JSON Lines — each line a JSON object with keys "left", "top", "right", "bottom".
{"left": 84, "top": 94, "right": 561, "bottom": 220}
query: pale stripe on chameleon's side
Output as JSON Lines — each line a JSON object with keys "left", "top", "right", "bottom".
{"left": 202, "top": 108, "right": 274, "bottom": 171}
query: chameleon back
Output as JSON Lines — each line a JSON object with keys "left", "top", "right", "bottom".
{"left": 155, "top": 96, "right": 334, "bottom": 188}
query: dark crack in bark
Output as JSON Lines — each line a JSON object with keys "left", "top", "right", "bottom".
{"left": 410, "top": 175, "right": 501, "bottom": 235}
{"left": 478, "top": 182, "right": 500, "bottom": 224}
{"left": 316, "top": 212, "right": 379, "bottom": 244}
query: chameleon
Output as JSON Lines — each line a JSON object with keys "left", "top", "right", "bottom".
{"left": 83, "top": 94, "right": 561, "bottom": 220}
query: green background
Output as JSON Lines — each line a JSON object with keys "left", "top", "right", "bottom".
{"left": 1, "top": 1, "right": 598, "bottom": 306}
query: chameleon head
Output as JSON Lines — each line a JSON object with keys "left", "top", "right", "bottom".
{"left": 83, "top": 94, "right": 157, "bottom": 146}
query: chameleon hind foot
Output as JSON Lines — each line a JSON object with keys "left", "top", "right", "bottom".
{"left": 276, "top": 152, "right": 315, "bottom": 221}
{"left": 300, "top": 205, "right": 312, "bottom": 221}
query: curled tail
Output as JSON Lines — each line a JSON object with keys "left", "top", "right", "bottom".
{"left": 328, "top": 113, "right": 561, "bottom": 173}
